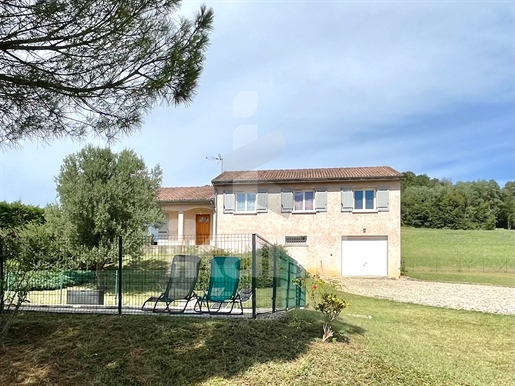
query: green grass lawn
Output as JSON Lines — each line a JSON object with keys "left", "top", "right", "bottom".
{"left": 402, "top": 227, "right": 515, "bottom": 286}
{"left": 1, "top": 290, "right": 513, "bottom": 386}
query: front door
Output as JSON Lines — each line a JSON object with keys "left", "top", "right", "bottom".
{"left": 196, "top": 214, "right": 211, "bottom": 245}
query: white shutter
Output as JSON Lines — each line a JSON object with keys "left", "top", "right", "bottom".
{"left": 223, "top": 191, "right": 235, "bottom": 213}
{"left": 315, "top": 190, "right": 327, "bottom": 212}
{"left": 341, "top": 188, "right": 353, "bottom": 212}
{"left": 377, "top": 189, "right": 389, "bottom": 212}
{"left": 257, "top": 191, "right": 268, "bottom": 213}
{"left": 281, "top": 190, "right": 293, "bottom": 213}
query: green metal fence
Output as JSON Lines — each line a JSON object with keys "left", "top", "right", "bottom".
{"left": 254, "top": 235, "right": 306, "bottom": 315}
{"left": 1, "top": 234, "right": 307, "bottom": 318}
{"left": 402, "top": 255, "right": 515, "bottom": 274}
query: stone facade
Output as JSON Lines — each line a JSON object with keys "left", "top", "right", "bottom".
{"left": 213, "top": 180, "right": 401, "bottom": 278}
{"left": 157, "top": 167, "right": 402, "bottom": 278}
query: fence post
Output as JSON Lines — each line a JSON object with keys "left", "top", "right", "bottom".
{"left": 295, "top": 264, "right": 300, "bottom": 308}
{"left": 59, "top": 272, "right": 63, "bottom": 304}
{"left": 272, "top": 245, "right": 277, "bottom": 313}
{"left": 285, "top": 259, "right": 291, "bottom": 310}
{"left": 117, "top": 236, "right": 123, "bottom": 315}
{"left": 251, "top": 234, "right": 257, "bottom": 319}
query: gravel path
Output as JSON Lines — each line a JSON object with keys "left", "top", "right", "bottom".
{"left": 334, "top": 277, "right": 515, "bottom": 315}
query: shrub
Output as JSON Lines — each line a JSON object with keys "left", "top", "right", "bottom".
{"left": 295, "top": 274, "right": 349, "bottom": 342}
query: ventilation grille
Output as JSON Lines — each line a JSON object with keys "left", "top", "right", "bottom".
{"left": 285, "top": 236, "right": 307, "bottom": 245}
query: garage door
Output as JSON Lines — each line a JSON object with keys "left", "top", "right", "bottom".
{"left": 341, "top": 236, "right": 388, "bottom": 276}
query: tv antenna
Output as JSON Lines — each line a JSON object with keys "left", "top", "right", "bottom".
{"left": 206, "top": 153, "right": 224, "bottom": 173}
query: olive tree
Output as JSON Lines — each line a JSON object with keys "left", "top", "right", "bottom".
{"left": 55, "top": 145, "right": 165, "bottom": 271}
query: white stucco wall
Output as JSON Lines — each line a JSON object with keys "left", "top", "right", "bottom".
{"left": 214, "top": 180, "right": 401, "bottom": 278}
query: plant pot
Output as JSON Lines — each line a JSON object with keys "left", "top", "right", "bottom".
{"left": 67, "top": 289, "right": 105, "bottom": 305}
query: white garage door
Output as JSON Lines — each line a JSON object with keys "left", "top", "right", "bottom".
{"left": 341, "top": 236, "right": 388, "bottom": 276}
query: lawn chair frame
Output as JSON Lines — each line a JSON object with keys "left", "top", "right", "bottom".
{"left": 194, "top": 256, "right": 243, "bottom": 315}
{"left": 141, "top": 254, "right": 201, "bottom": 314}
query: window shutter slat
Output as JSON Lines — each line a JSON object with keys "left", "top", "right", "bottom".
{"left": 315, "top": 190, "right": 327, "bottom": 212}
{"left": 377, "top": 189, "right": 389, "bottom": 212}
{"left": 281, "top": 190, "right": 293, "bottom": 213}
{"left": 257, "top": 191, "right": 268, "bottom": 213}
{"left": 224, "top": 191, "right": 235, "bottom": 213}
{"left": 341, "top": 189, "right": 353, "bottom": 212}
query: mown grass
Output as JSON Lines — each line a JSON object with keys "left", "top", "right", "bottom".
{"left": 1, "top": 290, "right": 513, "bottom": 386}
{"left": 402, "top": 227, "right": 515, "bottom": 286}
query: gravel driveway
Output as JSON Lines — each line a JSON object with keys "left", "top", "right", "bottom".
{"left": 335, "top": 277, "right": 515, "bottom": 315}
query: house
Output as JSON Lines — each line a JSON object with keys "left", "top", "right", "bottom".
{"left": 157, "top": 185, "right": 215, "bottom": 245}
{"left": 157, "top": 166, "right": 402, "bottom": 278}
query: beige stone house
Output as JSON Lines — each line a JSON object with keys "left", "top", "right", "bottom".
{"left": 157, "top": 166, "right": 402, "bottom": 278}
{"left": 156, "top": 185, "right": 215, "bottom": 245}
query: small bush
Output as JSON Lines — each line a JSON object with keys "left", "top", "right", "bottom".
{"left": 294, "top": 274, "right": 349, "bottom": 342}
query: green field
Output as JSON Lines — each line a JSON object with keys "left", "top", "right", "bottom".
{"left": 1, "top": 290, "right": 513, "bottom": 386}
{"left": 402, "top": 227, "right": 515, "bottom": 286}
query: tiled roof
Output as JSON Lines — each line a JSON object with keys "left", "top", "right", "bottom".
{"left": 157, "top": 185, "right": 214, "bottom": 202}
{"left": 212, "top": 166, "right": 401, "bottom": 184}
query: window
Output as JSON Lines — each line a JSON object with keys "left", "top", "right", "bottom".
{"left": 342, "top": 188, "right": 389, "bottom": 212}
{"left": 225, "top": 191, "right": 268, "bottom": 213}
{"left": 294, "top": 191, "right": 314, "bottom": 212}
{"left": 354, "top": 189, "right": 375, "bottom": 210}
{"left": 285, "top": 236, "right": 308, "bottom": 246}
{"left": 282, "top": 190, "right": 326, "bottom": 213}
{"left": 157, "top": 219, "right": 169, "bottom": 235}
{"left": 236, "top": 192, "right": 256, "bottom": 212}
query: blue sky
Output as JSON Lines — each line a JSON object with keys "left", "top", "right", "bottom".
{"left": 1, "top": 0, "right": 514, "bottom": 207}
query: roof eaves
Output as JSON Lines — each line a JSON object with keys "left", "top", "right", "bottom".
{"left": 158, "top": 199, "right": 214, "bottom": 204}
{"left": 212, "top": 175, "right": 401, "bottom": 185}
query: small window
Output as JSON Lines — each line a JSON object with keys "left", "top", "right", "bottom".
{"left": 157, "top": 221, "right": 168, "bottom": 235}
{"left": 236, "top": 192, "right": 256, "bottom": 212}
{"left": 294, "top": 191, "right": 314, "bottom": 212}
{"left": 354, "top": 189, "right": 375, "bottom": 210}
{"left": 285, "top": 236, "right": 308, "bottom": 246}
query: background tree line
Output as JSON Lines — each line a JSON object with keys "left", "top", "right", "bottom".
{"left": 402, "top": 172, "right": 515, "bottom": 230}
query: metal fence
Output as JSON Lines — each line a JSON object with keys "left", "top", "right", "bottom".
{"left": 0, "top": 234, "right": 306, "bottom": 318}
{"left": 402, "top": 255, "right": 515, "bottom": 274}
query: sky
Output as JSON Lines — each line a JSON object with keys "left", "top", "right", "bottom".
{"left": 1, "top": 0, "right": 514, "bottom": 207}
